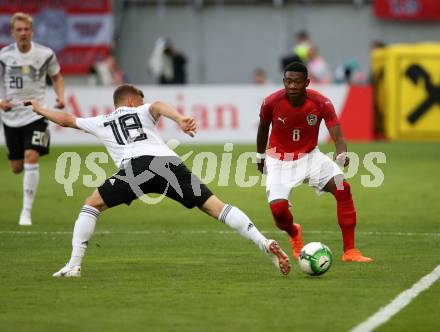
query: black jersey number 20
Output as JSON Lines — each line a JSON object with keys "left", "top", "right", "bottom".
{"left": 104, "top": 113, "right": 148, "bottom": 145}
{"left": 9, "top": 76, "right": 23, "bottom": 89}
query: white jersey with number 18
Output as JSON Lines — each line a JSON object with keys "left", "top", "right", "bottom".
{"left": 76, "top": 103, "right": 178, "bottom": 167}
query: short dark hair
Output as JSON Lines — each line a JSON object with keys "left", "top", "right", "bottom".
{"left": 113, "top": 84, "right": 144, "bottom": 106}
{"left": 296, "top": 30, "right": 309, "bottom": 39}
{"left": 283, "top": 61, "right": 308, "bottom": 78}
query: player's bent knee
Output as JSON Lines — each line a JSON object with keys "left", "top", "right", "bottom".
{"left": 331, "top": 181, "right": 352, "bottom": 199}
{"left": 269, "top": 200, "right": 289, "bottom": 221}
{"left": 11, "top": 166, "right": 23, "bottom": 174}
{"left": 24, "top": 150, "right": 39, "bottom": 164}
{"left": 10, "top": 161, "right": 23, "bottom": 174}
{"left": 84, "top": 191, "right": 108, "bottom": 212}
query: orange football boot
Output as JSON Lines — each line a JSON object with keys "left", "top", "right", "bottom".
{"left": 342, "top": 249, "right": 373, "bottom": 262}
{"left": 289, "top": 224, "right": 304, "bottom": 261}
{"left": 266, "top": 240, "right": 291, "bottom": 276}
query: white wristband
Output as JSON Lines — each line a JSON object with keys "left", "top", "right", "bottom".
{"left": 256, "top": 152, "right": 266, "bottom": 160}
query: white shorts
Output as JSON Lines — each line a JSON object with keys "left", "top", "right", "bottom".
{"left": 265, "top": 147, "right": 344, "bottom": 202}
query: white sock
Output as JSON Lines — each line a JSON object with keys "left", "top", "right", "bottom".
{"left": 22, "top": 163, "right": 39, "bottom": 213}
{"left": 218, "top": 204, "right": 267, "bottom": 252}
{"left": 68, "top": 205, "right": 100, "bottom": 267}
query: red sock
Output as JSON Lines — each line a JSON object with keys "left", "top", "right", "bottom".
{"left": 269, "top": 200, "right": 298, "bottom": 238}
{"left": 331, "top": 181, "right": 356, "bottom": 252}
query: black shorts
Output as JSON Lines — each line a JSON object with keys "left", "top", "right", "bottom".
{"left": 98, "top": 155, "right": 213, "bottom": 209}
{"left": 3, "top": 118, "right": 50, "bottom": 160}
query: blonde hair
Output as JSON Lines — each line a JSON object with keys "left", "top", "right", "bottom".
{"left": 10, "top": 12, "right": 33, "bottom": 29}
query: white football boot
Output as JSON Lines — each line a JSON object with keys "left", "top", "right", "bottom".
{"left": 18, "top": 210, "right": 32, "bottom": 226}
{"left": 265, "top": 239, "right": 291, "bottom": 275}
{"left": 53, "top": 264, "right": 81, "bottom": 277}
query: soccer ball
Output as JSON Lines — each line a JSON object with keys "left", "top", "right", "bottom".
{"left": 298, "top": 242, "right": 333, "bottom": 276}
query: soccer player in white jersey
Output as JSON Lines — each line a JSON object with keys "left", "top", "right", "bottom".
{"left": 0, "top": 13, "right": 65, "bottom": 226}
{"left": 24, "top": 84, "right": 291, "bottom": 277}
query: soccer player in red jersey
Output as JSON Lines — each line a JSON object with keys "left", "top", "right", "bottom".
{"left": 256, "top": 62, "right": 372, "bottom": 263}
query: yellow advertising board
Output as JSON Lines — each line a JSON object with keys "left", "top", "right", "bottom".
{"left": 371, "top": 43, "right": 440, "bottom": 140}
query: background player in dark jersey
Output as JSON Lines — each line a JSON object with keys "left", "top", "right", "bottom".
{"left": 24, "top": 84, "right": 290, "bottom": 277}
{"left": 256, "top": 61, "right": 372, "bottom": 263}
{"left": 0, "top": 12, "right": 65, "bottom": 226}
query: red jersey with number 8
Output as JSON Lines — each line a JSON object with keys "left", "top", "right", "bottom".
{"left": 259, "top": 88, "right": 339, "bottom": 160}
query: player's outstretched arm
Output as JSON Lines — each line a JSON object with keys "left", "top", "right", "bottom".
{"left": 256, "top": 120, "right": 270, "bottom": 174}
{"left": 51, "top": 73, "right": 65, "bottom": 109}
{"left": 328, "top": 125, "right": 349, "bottom": 167}
{"left": 24, "top": 100, "right": 78, "bottom": 129}
{"left": 150, "top": 101, "right": 197, "bottom": 137}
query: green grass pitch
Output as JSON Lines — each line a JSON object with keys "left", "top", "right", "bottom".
{"left": 1, "top": 142, "right": 439, "bottom": 332}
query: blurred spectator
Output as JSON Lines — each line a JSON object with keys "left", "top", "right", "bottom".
{"left": 370, "top": 40, "right": 386, "bottom": 138}
{"left": 307, "top": 46, "right": 332, "bottom": 83}
{"left": 148, "top": 38, "right": 187, "bottom": 84}
{"left": 369, "top": 39, "right": 387, "bottom": 84}
{"left": 280, "top": 30, "right": 312, "bottom": 71}
{"left": 334, "top": 58, "right": 367, "bottom": 84}
{"left": 293, "top": 30, "right": 313, "bottom": 63}
{"left": 253, "top": 68, "right": 268, "bottom": 85}
{"left": 89, "top": 55, "right": 127, "bottom": 86}
{"left": 371, "top": 40, "right": 387, "bottom": 50}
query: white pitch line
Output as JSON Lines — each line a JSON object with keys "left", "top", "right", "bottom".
{"left": 350, "top": 264, "right": 440, "bottom": 332}
{"left": 0, "top": 230, "right": 439, "bottom": 237}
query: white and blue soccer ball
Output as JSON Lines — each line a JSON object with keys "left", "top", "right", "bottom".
{"left": 298, "top": 242, "right": 333, "bottom": 276}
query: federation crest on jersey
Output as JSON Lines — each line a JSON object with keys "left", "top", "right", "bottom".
{"left": 306, "top": 114, "right": 318, "bottom": 126}
{"left": 21, "top": 65, "right": 30, "bottom": 75}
